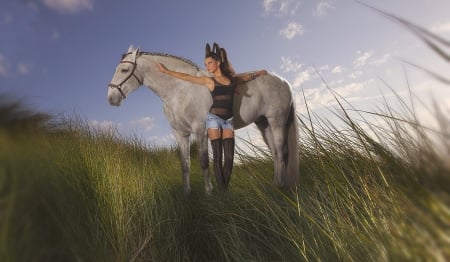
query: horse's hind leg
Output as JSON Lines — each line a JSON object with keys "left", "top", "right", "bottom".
{"left": 173, "top": 130, "right": 191, "bottom": 194}
{"left": 255, "top": 116, "right": 291, "bottom": 188}
{"left": 196, "top": 132, "right": 213, "bottom": 194}
{"left": 266, "top": 118, "right": 289, "bottom": 187}
{"left": 256, "top": 117, "right": 286, "bottom": 186}
{"left": 255, "top": 117, "right": 276, "bottom": 160}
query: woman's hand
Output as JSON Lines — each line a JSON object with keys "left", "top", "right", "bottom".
{"left": 258, "top": 70, "right": 268, "bottom": 76}
{"left": 250, "top": 70, "right": 268, "bottom": 80}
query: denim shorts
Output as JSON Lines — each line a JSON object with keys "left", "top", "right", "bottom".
{"left": 205, "top": 113, "right": 234, "bottom": 130}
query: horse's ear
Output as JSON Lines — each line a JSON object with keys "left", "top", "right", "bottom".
{"left": 132, "top": 47, "right": 140, "bottom": 58}
{"left": 127, "top": 45, "right": 135, "bottom": 53}
{"left": 205, "top": 43, "right": 211, "bottom": 58}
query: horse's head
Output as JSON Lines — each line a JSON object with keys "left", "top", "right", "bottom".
{"left": 107, "top": 45, "right": 143, "bottom": 106}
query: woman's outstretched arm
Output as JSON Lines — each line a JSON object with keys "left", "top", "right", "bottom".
{"left": 157, "top": 63, "right": 213, "bottom": 89}
{"left": 234, "top": 70, "right": 268, "bottom": 83}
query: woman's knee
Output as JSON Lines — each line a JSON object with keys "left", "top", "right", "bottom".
{"left": 208, "top": 128, "right": 222, "bottom": 140}
{"left": 222, "top": 129, "right": 234, "bottom": 139}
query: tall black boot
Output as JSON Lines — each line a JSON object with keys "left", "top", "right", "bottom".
{"left": 222, "top": 138, "right": 235, "bottom": 189}
{"left": 211, "top": 138, "right": 225, "bottom": 192}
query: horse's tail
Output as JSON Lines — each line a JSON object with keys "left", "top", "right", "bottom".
{"left": 285, "top": 102, "right": 299, "bottom": 188}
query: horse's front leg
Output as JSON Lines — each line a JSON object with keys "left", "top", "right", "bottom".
{"left": 173, "top": 130, "right": 191, "bottom": 194}
{"left": 196, "top": 132, "right": 213, "bottom": 195}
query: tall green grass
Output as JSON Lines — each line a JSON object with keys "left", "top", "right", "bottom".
{"left": 1, "top": 87, "right": 449, "bottom": 261}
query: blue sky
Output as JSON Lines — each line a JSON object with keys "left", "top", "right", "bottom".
{"left": 1, "top": 0, "right": 449, "bottom": 147}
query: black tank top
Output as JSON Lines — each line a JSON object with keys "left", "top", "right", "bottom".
{"left": 209, "top": 78, "right": 235, "bottom": 120}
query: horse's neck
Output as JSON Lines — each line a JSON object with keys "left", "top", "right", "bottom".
{"left": 138, "top": 54, "right": 201, "bottom": 100}
{"left": 137, "top": 54, "right": 212, "bottom": 119}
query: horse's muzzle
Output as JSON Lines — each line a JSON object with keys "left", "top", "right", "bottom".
{"left": 107, "top": 86, "right": 123, "bottom": 106}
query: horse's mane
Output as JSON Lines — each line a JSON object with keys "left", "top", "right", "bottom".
{"left": 139, "top": 52, "right": 200, "bottom": 71}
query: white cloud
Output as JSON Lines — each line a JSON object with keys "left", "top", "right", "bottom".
{"left": 42, "top": 0, "right": 94, "bottom": 14}
{"left": 328, "top": 78, "right": 345, "bottom": 86}
{"left": 370, "top": 53, "right": 391, "bottom": 66}
{"left": 263, "top": 0, "right": 276, "bottom": 12}
{"left": 296, "top": 80, "right": 368, "bottom": 113}
{"left": 353, "top": 50, "right": 374, "bottom": 68}
{"left": 130, "top": 117, "right": 156, "bottom": 132}
{"left": 292, "top": 66, "right": 315, "bottom": 88}
{"left": 147, "top": 133, "right": 176, "bottom": 147}
{"left": 319, "top": 65, "right": 329, "bottom": 71}
{"left": 431, "top": 21, "right": 450, "bottom": 34}
{"left": 348, "top": 70, "right": 363, "bottom": 80}
{"left": 89, "top": 120, "right": 121, "bottom": 134}
{"left": 331, "top": 65, "right": 343, "bottom": 74}
{"left": 263, "top": 0, "right": 301, "bottom": 16}
{"left": 280, "top": 22, "right": 304, "bottom": 39}
{"left": 280, "top": 56, "right": 303, "bottom": 73}
{"left": 314, "top": 1, "right": 334, "bottom": 17}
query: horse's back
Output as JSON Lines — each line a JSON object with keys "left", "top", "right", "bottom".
{"left": 233, "top": 74, "right": 292, "bottom": 129}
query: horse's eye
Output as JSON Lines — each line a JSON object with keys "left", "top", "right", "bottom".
{"left": 121, "top": 68, "right": 129, "bottom": 73}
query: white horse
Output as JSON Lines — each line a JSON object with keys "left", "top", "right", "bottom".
{"left": 108, "top": 46, "right": 298, "bottom": 194}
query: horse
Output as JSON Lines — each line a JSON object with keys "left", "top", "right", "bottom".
{"left": 107, "top": 45, "right": 299, "bottom": 194}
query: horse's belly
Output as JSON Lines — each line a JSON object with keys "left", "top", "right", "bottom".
{"left": 233, "top": 99, "right": 262, "bottom": 129}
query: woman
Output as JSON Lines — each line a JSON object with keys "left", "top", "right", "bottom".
{"left": 157, "top": 43, "right": 267, "bottom": 192}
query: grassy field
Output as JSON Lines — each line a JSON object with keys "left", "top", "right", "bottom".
{"left": 0, "top": 92, "right": 449, "bottom": 261}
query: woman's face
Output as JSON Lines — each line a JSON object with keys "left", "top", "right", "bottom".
{"left": 204, "top": 57, "right": 220, "bottom": 73}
